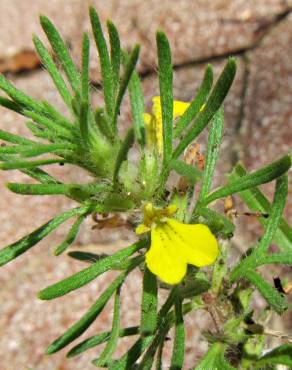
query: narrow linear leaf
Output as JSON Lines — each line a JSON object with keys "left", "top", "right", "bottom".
{"left": 198, "top": 107, "right": 224, "bottom": 201}
{"left": 195, "top": 207, "right": 235, "bottom": 239}
{"left": 195, "top": 342, "right": 236, "bottom": 370}
{"left": 129, "top": 70, "right": 145, "bottom": 147}
{"left": 40, "top": 15, "right": 80, "bottom": 92}
{"left": 112, "top": 289, "right": 177, "bottom": 370}
{"left": 21, "top": 167, "right": 60, "bottom": 184}
{"left": 41, "top": 101, "right": 75, "bottom": 130}
{"left": 255, "top": 344, "right": 292, "bottom": 368}
{"left": 173, "top": 58, "right": 236, "bottom": 159}
{"left": 156, "top": 31, "right": 173, "bottom": 166}
{"left": 38, "top": 238, "right": 147, "bottom": 300}
{"left": 140, "top": 267, "right": 158, "bottom": 335}
{"left": 0, "top": 96, "right": 23, "bottom": 113}
{"left": 109, "top": 336, "right": 154, "bottom": 370}
{"left": 89, "top": 7, "right": 114, "bottom": 117}
{"left": 155, "top": 341, "right": 164, "bottom": 370}
{"left": 1, "top": 149, "right": 60, "bottom": 184}
{"left": 107, "top": 20, "right": 121, "bottom": 96}
{"left": 231, "top": 175, "right": 289, "bottom": 281}
{"left": 23, "top": 109, "right": 72, "bottom": 137}
{"left": 0, "top": 207, "right": 87, "bottom": 266}
{"left": 67, "top": 326, "right": 139, "bottom": 357}
{"left": 93, "top": 287, "right": 121, "bottom": 366}
{"left": 81, "top": 32, "right": 90, "bottom": 104}
{"left": 0, "top": 129, "right": 36, "bottom": 145}
{"left": 258, "top": 252, "right": 292, "bottom": 266}
{"left": 0, "top": 159, "right": 67, "bottom": 170}
{"left": 79, "top": 101, "right": 89, "bottom": 142}
{"left": 68, "top": 251, "right": 107, "bottom": 264}
{"left": 112, "top": 45, "right": 140, "bottom": 129}
{"left": 203, "top": 155, "right": 291, "bottom": 206}
{"left": 170, "top": 159, "right": 202, "bottom": 185}
{"left": 113, "top": 127, "right": 135, "bottom": 183}
{"left": 54, "top": 214, "right": 87, "bottom": 256}
{"left": 174, "top": 64, "right": 213, "bottom": 138}
{"left": 0, "top": 143, "right": 75, "bottom": 157}
{"left": 244, "top": 269, "right": 288, "bottom": 314}
{"left": 95, "top": 108, "right": 114, "bottom": 141}
{"left": 7, "top": 182, "right": 107, "bottom": 197}
{"left": 46, "top": 272, "right": 127, "bottom": 354}
{"left": 33, "top": 35, "right": 72, "bottom": 109}
{"left": 170, "top": 298, "right": 185, "bottom": 370}
{"left": 229, "top": 163, "right": 292, "bottom": 251}
{"left": 0, "top": 158, "right": 66, "bottom": 170}
{"left": 255, "top": 174, "right": 288, "bottom": 254}
{"left": 26, "top": 122, "right": 60, "bottom": 142}
{"left": 0, "top": 74, "right": 46, "bottom": 115}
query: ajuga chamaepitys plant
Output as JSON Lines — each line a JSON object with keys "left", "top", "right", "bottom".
{"left": 0, "top": 6, "right": 291, "bottom": 369}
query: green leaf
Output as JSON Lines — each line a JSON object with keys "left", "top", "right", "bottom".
{"left": 173, "top": 58, "right": 236, "bottom": 159}
{"left": 21, "top": 167, "right": 60, "bottom": 184}
{"left": 203, "top": 155, "right": 291, "bottom": 206}
{"left": 38, "top": 239, "right": 147, "bottom": 300}
{"left": 93, "top": 287, "right": 121, "bottom": 367}
{"left": 195, "top": 342, "right": 236, "bottom": 370}
{"left": 0, "top": 143, "right": 75, "bottom": 157}
{"left": 40, "top": 15, "right": 80, "bottom": 92}
{"left": 46, "top": 271, "right": 127, "bottom": 354}
{"left": 23, "top": 109, "right": 72, "bottom": 137}
{"left": 67, "top": 326, "right": 139, "bottom": 357}
{"left": 195, "top": 207, "right": 235, "bottom": 239}
{"left": 0, "top": 74, "right": 46, "bottom": 115}
{"left": 113, "top": 127, "right": 135, "bottom": 183}
{"left": 244, "top": 269, "right": 288, "bottom": 314}
{"left": 129, "top": 70, "right": 145, "bottom": 147}
{"left": 110, "top": 336, "right": 154, "bottom": 370}
{"left": 0, "top": 96, "right": 24, "bottom": 113}
{"left": 81, "top": 32, "right": 90, "bottom": 106}
{"left": 254, "top": 174, "right": 288, "bottom": 254}
{"left": 33, "top": 35, "right": 72, "bottom": 109}
{"left": 140, "top": 267, "right": 158, "bottom": 335}
{"left": 94, "top": 108, "right": 114, "bottom": 141}
{"left": 174, "top": 64, "right": 213, "bottom": 138}
{"left": 67, "top": 251, "right": 107, "bottom": 263}
{"left": 231, "top": 175, "right": 289, "bottom": 281}
{"left": 0, "top": 129, "right": 35, "bottom": 145}
{"left": 79, "top": 101, "right": 89, "bottom": 143}
{"left": 156, "top": 31, "right": 173, "bottom": 166}
{"left": 198, "top": 107, "right": 224, "bottom": 201}
{"left": 54, "top": 214, "right": 87, "bottom": 256}
{"left": 170, "top": 298, "right": 185, "bottom": 370}
{"left": 41, "top": 101, "right": 74, "bottom": 131}
{"left": 0, "top": 207, "right": 87, "bottom": 266}
{"left": 89, "top": 7, "right": 114, "bottom": 117}
{"left": 170, "top": 159, "right": 202, "bottom": 185}
{"left": 255, "top": 344, "right": 292, "bottom": 368}
{"left": 0, "top": 158, "right": 66, "bottom": 170}
{"left": 112, "top": 45, "right": 140, "bottom": 129}
{"left": 107, "top": 20, "right": 121, "bottom": 97}
{"left": 7, "top": 182, "right": 107, "bottom": 198}
{"left": 155, "top": 341, "right": 164, "bottom": 370}
{"left": 229, "top": 163, "right": 292, "bottom": 251}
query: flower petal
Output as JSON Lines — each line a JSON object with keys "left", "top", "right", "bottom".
{"left": 173, "top": 100, "right": 190, "bottom": 118}
{"left": 163, "top": 219, "right": 219, "bottom": 267}
{"left": 146, "top": 225, "right": 187, "bottom": 284}
{"left": 135, "top": 224, "right": 151, "bottom": 235}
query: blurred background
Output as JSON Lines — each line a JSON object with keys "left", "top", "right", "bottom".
{"left": 0, "top": 1, "right": 291, "bottom": 369}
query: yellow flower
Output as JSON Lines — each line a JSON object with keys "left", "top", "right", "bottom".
{"left": 143, "top": 96, "right": 190, "bottom": 154}
{"left": 136, "top": 203, "right": 219, "bottom": 284}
